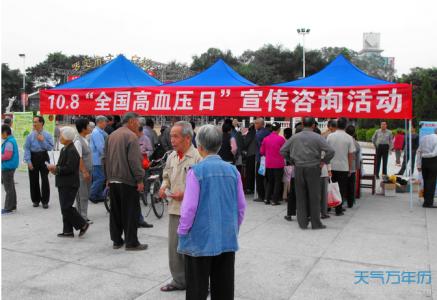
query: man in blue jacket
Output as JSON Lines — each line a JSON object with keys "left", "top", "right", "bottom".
{"left": 2, "top": 125, "right": 19, "bottom": 214}
{"left": 89, "top": 115, "right": 108, "bottom": 203}
{"left": 24, "top": 116, "right": 54, "bottom": 209}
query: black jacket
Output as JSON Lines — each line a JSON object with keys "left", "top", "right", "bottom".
{"left": 218, "top": 132, "right": 235, "bottom": 163}
{"left": 55, "top": 143, "right": 80, "bottom": 188}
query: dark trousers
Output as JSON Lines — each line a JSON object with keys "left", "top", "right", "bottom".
{"left": 185, "top": 252, "right": 235, "bottom": 300}
{"left": 294, "top": 166, "right": 323, "bottom": 229}
{"left": 346, "top": 172, "right": 356, "bottom": 208}
{"left": 255, "top": 161, "right": 266, "bottom": 200}
{"left": 331, "top": 171, "right": 349, "bottom": 214}
{"left": 422, "top": 157, "right": 437, "bottom": 207}
{"left": 2, "top": 170, "right": 17, "bottom": 210}
{"left": 376, "top": 144, "right": 390, "bottom": 176}
{"left": 58, "top": 187, "right": 86, "bottom": 233}
{"left": 287, "top": 178, "right": 297, "bottom": 216}
{"left": 29, "top": 151, "right": 50, "bottom": 204}
{"left": 109, "top": 183, "right": 141, "bottom": 247}
{"left": 399, "top": 149, "right": 417, "bottom": 175}
{"left": 265, "top": 168, "right": 284, "bottom": 203}
{"left": 245, "top": 155, "right": 255, "bottom": 192}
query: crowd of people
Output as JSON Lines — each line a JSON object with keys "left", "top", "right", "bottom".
{"left": 2, "top": 112, "right": 437, "bottom": 299}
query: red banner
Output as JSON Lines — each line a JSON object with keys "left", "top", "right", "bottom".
{"left": 40, "top": 84, "right": 412, "bottom": 119}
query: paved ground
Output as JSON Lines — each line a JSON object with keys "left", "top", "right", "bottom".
{"left": 2, "top": 148, "right": 437, "bottom": 299}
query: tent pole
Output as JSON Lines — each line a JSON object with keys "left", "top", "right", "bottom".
{"left": 408, "top": 119, "right": 413, "bottom": 211}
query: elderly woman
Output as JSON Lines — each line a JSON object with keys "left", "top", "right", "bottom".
{"left": 47, "top": 127, "right": 90, "bottom": 238}
{"left": 177, "top": 124, "right": 247, "bottom": 300}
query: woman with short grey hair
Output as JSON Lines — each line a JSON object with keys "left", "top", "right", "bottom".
{"left": 195, "top": 124, "right": 222, "bottom": 154}
{"left": 177, "top": 124, "right": 247, "bottom": 299}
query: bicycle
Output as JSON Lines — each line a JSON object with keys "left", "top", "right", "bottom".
{"left": 104, "top": 151, "right": 171, "bottom": 219}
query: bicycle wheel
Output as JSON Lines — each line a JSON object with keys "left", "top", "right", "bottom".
{"left": 140, "top": 190, "right": 153, "bottom": 218}
{"left": 150, "top": 180, "right": 165, "bottom": 218}
{"left": 141, "top": 178, "right": 149, "bottom": 207}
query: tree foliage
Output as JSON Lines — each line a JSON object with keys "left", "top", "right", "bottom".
{"left": 1, "top": 63, "right": 34, "bottom": 113}
{"left": 27, "top": 52, "right": 92, "bottom": 87}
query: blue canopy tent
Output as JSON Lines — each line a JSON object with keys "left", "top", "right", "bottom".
{"left": 277, "top": 54, "right": 414, "bottom": 210}
{"left": 54, "top": 54, "right": 161, "bottom": 89}
{"left": 275, "top": 54, "right": 392, "bottom": 87}
{"left": 164, "top": 59, "right": 255, "bottom": 86}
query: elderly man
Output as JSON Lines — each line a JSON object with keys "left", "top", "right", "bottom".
{"left": 417, "top": 128, "right": 437, "bottom": 208}
{"left": 24, "top": 116, "right": 54, "bottom": 209}
{"left": 372, "top": 121, "right": 393, "bottom": 179}
{"left": 280, "top": 117, "right": 335, "bottom": 230}
{"left": 89, "top": 115, "right": 108, "bottom": 203}
{"left": 178, "top": 124, "right": 246, "bottom": 300}
{"left": 327, "top": 117, "right": 356, "bottom": 214}
{"left": 104, "top": 112, "right": 147, "bottom": 250}
{"left": 254, "top": 117, "right": 271, "bottom": 202}
{"left": 159, "top": 121, "right": 201, "bottom": 292}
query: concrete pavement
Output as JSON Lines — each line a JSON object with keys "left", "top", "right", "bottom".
{"left": 2, "top": 149, "right": 436, "bottom": 299}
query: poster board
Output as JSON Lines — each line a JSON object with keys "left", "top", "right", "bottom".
{"left": 12, "top": 112, "right": 34, "bottom": 171}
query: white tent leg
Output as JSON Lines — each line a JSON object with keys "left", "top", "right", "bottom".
{"left": 408, "top": 119, "right": 413, "bottom": 211}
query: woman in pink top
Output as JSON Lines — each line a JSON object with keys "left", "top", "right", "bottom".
{"left": 393, "top": 130, "right": 405, "bottom": 166}
{"left": 260, "top": 122, "right": 286, "bottom": 205}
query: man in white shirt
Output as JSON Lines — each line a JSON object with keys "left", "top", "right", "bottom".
{"left": 417, "top": 128, "right": 437, "bottom": 208}
{"left": 327, "top": 117, "right": 355, "bottom": 215}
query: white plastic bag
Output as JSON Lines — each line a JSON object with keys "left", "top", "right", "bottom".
{"left": 258, "top": 156, "right": 266, "bottom": 176}
{"left": 327, "top": 181, "right": 342, "bottom": 208}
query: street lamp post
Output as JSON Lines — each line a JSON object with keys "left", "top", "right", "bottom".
{"left": 19, "top": 53, "right": 26, "bottom": 112}
{"left": 293, "top": 28, "right": 311, "bottom": 129}
{"left": 297, "top": 28, "right": 310, "bottom": 78}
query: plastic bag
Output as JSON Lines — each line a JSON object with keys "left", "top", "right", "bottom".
{"left": 258, "top": 156, "right": 266, "bottom": 176}
{"left": 327, "top": 181, "right": 342, "bottom": 208}
{"left": 142, "top": 154, "right": 150, "bottom": 170}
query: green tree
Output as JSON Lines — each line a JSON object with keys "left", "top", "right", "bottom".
{"left": 398, "top": 67, "right": 437, "bottom": 122}
{"left": 27, "top": 52, "right": 92, "bottom": 86}
{"left": 320, "top": 47, "right": 357, "bottom": 62}
{"left": 1, "top": 63, "right": 33, "bottom": 112}
{"left": 190, "top": 48, "right": 239, "bottom": 71}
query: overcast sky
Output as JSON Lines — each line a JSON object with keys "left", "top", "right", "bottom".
{"left": 2, "top": 0, "right": 436, "bottom": 77}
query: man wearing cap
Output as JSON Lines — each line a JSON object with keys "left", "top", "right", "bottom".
{"left": 280, "top": 117, "right": 335, "bottom": 229}
{"left": 89, "top": 115, "right": 108, "bottom": 203}
{"left": 24, "top": 115, "right": 54, "bottom": 209}
{"left": 260, "top": 122, "right": 286, "bottom": 205}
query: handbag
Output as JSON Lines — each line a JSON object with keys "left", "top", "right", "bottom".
{"left": 258, "top": 156, "right": 266, "bottom": 176}
{"left": 327, "top": 180, "right": 342, "bottom": 208}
